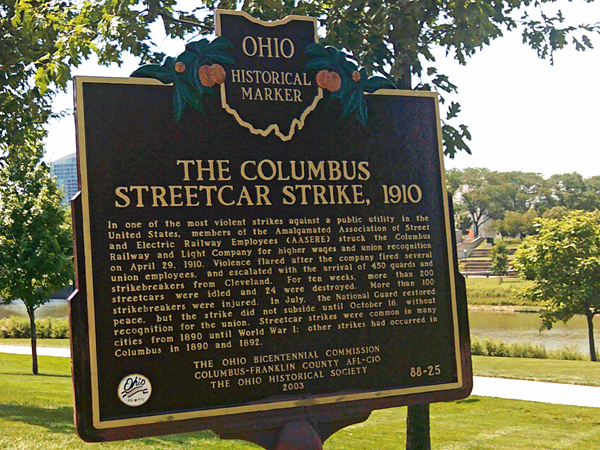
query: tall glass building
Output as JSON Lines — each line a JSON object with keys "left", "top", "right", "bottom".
{"left": 50, "top": 153, "right": 78, "bottom": 207}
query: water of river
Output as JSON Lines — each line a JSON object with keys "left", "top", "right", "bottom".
{"left": 1, "top": 302, "right": 598, "bottom": 354}
{"left": 469, "top": 310, "right": 600, "bottom": 354}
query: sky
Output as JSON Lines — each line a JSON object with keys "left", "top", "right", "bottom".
{"left": 44, "top": 1, "right": 600, "bottom": 178}
{"left": 438, "top": 1, "right": 600, "bottom": 179}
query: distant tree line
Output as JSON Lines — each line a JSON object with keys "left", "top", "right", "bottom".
{"left": 446, "top": 168, "right": 600, "bottom": 237}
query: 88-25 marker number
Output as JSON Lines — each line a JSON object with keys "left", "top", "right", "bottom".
{"left": 410, "top": 365, "right": 441, "bottom": 377}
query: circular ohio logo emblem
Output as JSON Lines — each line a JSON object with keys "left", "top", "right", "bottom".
{"left": 118, "top": 374, "right": 152, "bottom": 407}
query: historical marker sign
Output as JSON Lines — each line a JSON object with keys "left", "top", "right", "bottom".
{"left": 70, "top": 9, "right": 471, "bottom": 444}
{"left": 216, "top": 11, "right": 322, "bottom": 140}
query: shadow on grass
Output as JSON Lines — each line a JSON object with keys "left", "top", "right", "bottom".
{"left": 0, "top": 372, "right": 72, "bottom": 378}
{"left": 0, "top": 403, "right": 75, "bottom": 434}
{"left": 456, "top": 398, "right": 480, "bottom": 404}
{"left": 0, "top": 402, "right": 235, "bottom": 445}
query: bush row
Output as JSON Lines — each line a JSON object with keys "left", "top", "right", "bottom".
{"left": 471, "top": 336, "right": 595, "bottom": 361}
{"left": 0, "top": 316, "right": 69, "bottom": 338}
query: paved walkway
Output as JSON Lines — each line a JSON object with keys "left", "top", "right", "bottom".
{"left": 1, "top": 345, "right": 599, "bottom": 408}
{"left": 471, "top": 376, "right": 600, "bottom": 408}
{"left": 0, "top": 344, "right": 70, "bottom": 357}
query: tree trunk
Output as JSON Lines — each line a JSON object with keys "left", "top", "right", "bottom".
{"left": 471, "top": 216, "right": 480, "bottom": 238}
{"left": 27, "top": 306, "right": 39, "bottom": 375}
{"left": 586, "top": 312, "right": 597, "bottom": 362}
{"left": 390, "top": 40, "right": 413, "bottom": 90}
{"left": 406, "top": 404, "right": 430, "bottom": 450}
{"left": 398, "top": 60, "right": 412, "bottom": 90}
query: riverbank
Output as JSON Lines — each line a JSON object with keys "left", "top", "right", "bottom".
{"left": 3, "top": 279, "right": 598, "bottom": 360}
{"left": 468, "top": 304, "right": 541, "bottom": 312}
{"left": 463, "top": 277, "right": 536, "bottom": 307}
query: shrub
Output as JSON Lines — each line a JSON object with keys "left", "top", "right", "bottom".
{"left": 0, "top": 316, "right": 69, "bottom": 339}
{"left": 470, "top": 336, "right": 590, "bottom": 361}
{"left": 489, "top": 241, "right": 510, "bottom": 276}
{"left": 0, "top": 316, "right": 30, "bottom": 338}
{"left": 553, "top": 345, "right": 590, "bottom": 361}
{"left": 50, "top": 319, "right": 70, "bottom": 338}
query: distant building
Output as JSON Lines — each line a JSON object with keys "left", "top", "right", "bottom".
{"left": 50, "top": 153, "right": 78, "bottom": 207}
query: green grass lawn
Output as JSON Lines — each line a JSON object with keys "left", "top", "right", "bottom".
{"left": 473, "top": 355, "right": 600, "bottom": 387}
{"left": 1, "top": 353, "right": 600, "bottom": 450}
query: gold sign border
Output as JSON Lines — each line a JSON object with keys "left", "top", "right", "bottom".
{"left": 215, "top": 9, "right": 324, "bottom": 141}
{"left": 74, "top": 77, "right": 463, "bottom": 430}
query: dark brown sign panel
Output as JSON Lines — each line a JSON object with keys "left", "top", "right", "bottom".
{"left": 70, "top": 10, "right": 471, "bottom": 444}
{"left": 216, "top": 11, "right": 322, "bottom": 139}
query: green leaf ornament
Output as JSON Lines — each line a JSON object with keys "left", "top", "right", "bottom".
{"left": 131, "top": 37, "right": 234, "bottom": 121}
{"left": 305, "top": 43, "right": 394, "bottom": 125}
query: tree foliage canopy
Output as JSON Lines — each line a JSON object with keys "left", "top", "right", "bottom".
{"left": 514, "top": 210, "right": 600, "bottom": 360}
{"left": 447, "top": 168, "right": 514, "bottom": 236}
{"left": 449, "top": 169, "right": 600, "bottom": 237}
{"left": 537, "top": 173, "right": 600, "bottom": 212}
{"left": 2, "top": 0, "right": 599, "bottom": 159}
{"left": 494, "top": 209, "right": 539, "bottom": 238}
{"left": 1, "top": 0, "right": 191, "bottom": 157}
{"left": 0, "top": 149, "right": 73, "bottom": 307}
{"left": 0, "top": 146, "right": 73, "bottom": 373}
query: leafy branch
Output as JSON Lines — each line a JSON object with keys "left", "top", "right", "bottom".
{"left": 520, "top": 10, "right": 600, "bottom": 64}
